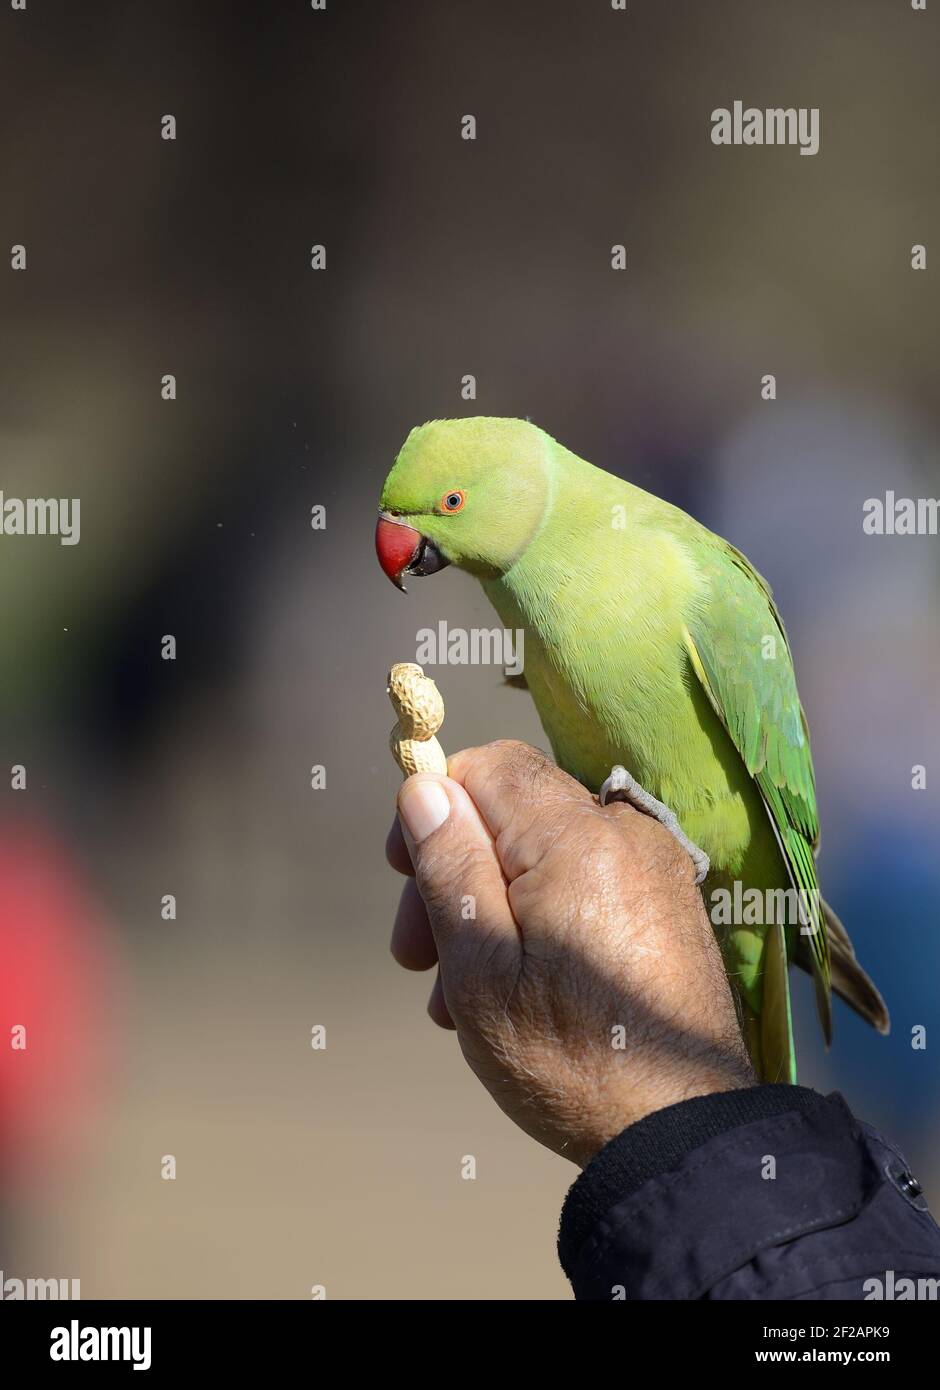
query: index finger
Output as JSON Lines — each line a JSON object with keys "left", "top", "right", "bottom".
{"left": 445, "top": 740, "right": 597, "bottom": 881}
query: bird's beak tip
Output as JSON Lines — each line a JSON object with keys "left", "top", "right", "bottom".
{"left": 375, "top": 513, "right": 422, "bottom": 590}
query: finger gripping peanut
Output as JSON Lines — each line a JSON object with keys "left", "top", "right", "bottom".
{"left": 387, "top": 663, "right": 448, "bottom": 777}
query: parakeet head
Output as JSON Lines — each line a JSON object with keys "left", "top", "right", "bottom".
{"left": 375, "top": 417, "right": 551, "bottom": 590}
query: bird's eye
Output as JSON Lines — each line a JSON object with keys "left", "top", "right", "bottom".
{"left": 441, "top": 490, "right": 466, "bottom": 512}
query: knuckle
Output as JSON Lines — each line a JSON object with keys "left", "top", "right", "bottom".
{"left": 575, "top": 830, "right": 630, "bottom": 899}
{"left": 605, "top": 802, "right": 700, "bottom": 888}
{"left": 560, "top": 806, "right": 624, "bottom": 862}
{"left": 484, "top": 739, "right": 554, "bottom": 790}
{"left": 502, "top": 800, "right": 607, "bottom": 882}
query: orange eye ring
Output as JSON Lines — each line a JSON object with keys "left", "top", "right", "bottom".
{"left": 440, "top": 490, "right": 466, "bottom": 513}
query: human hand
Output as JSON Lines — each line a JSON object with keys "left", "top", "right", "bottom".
{"left": 387, "top": 740, "right": 754, "bottom": 1167}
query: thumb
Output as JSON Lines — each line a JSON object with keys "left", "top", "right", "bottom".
{"left": 396, "top": 774, "right": 518, "bottom": 969}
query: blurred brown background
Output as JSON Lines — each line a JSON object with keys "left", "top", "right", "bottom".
{"left": 1, "top": 0, "right": 938, "bottom": 1298}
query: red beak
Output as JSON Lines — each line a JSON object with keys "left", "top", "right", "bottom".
{"left": 375, "top": 515, "right": 423, "bottom": 591}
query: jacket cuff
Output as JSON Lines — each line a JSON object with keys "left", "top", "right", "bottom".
{"left": 558, "top": 1083, "right": 827, "bottom": 1282}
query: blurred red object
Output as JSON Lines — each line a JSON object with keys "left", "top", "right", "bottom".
{"left": 0, "top": 822, "right": 117, "bottom": 1182}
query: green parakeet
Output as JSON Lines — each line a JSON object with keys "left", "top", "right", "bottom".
{"left": 375, "top": 417, "right": 889, "bottom": 1082}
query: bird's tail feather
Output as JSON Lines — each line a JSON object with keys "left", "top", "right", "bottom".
{"left": 800, "top": 898, "right": 890, "bottom": 1035}
{"left": 740, "top": 921, "right": 797, "bottom": 1083}
{"left": 741, "top": 902, "right": 887, "bottom": 1080}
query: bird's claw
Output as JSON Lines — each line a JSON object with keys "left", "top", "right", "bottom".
{"left": 599, "top": 764, "right": 711, "bottom": 886}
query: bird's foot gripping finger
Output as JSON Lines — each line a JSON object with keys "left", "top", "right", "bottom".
{"left": 599, "top": 765, "right": 710, "bottom": 886}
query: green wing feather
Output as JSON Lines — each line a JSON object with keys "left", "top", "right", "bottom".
{"left": 682, "top": 537, "right": 832, "bottom": 1066}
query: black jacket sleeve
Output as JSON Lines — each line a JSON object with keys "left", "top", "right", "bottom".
{"left": 558, "top": 1085, "right": 940, "bottom": 1300}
